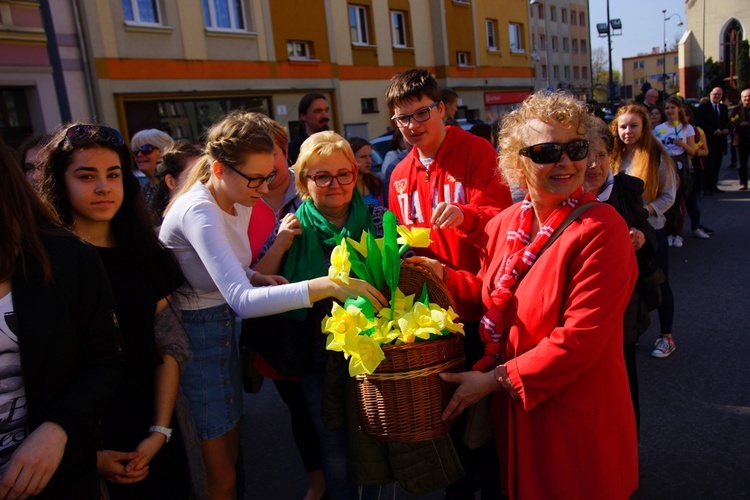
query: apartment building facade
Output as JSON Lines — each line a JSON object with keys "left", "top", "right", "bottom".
{"left": 621, "top": 49, "right": 680, "bottom": 102}
{"left": 528, "top": 0, "right": 591, "bottom": 101}
{"left": 2, "top": 0, "right": 547, "bottom": 145}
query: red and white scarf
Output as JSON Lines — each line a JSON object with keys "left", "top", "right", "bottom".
{"left": 473, "top": 186, "right": 598, "bottom": 372}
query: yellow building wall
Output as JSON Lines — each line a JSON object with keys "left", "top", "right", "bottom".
{"left": 444, "top": 0, "right": 475, "bottom": 67}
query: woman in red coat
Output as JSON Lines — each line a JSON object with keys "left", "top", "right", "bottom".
{"left": 416, "top": 91, "right": 639, "bottom": 499}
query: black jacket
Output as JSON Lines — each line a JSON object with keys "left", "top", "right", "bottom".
{"left": 697, "top": 101, "right": 729, "bottom": 153}
{"left": 11, "top": 230, "right": 125, "bottom": 499}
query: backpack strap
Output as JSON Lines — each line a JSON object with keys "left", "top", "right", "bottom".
{"left": 538, "top": 201, "right": 598, "bottom": 258}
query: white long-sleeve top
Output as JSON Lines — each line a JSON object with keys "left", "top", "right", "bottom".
{"left": 620, "top": 155, "right": 676, "bottom": 231}
{"left": 159, "top": 182, "right": 311, "bottom": 316}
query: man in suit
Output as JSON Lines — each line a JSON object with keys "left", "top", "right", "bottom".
{"left": 698, "top": 87, "right": 730, "bottom": 194}
{"left": 730, "top": 88, "right": 750, "bottom": 190}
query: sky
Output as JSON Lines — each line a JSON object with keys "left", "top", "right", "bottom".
{"left": 588, "top": 0, "right": 688, "bottom": 73}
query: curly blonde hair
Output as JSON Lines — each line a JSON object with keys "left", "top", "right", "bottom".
{"left": 497, "top": 91, "right": 593, "bottom": 190}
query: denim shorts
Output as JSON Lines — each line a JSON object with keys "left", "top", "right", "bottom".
{"left": 180, "top": 304, "right": 243, "bottom": 440}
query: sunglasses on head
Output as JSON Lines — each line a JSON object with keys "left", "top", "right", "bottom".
{"left": 64, "top": 124, "right": 125, "bottom": 148}
{"left": 133, "top": 144, "right": 157, "bottom": 155}
{"left": 519, "top": 139, "right": 589, "bottom": 164}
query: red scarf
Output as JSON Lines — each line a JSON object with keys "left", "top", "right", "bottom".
{"left": 474, "top": 186, "right": 598, "bottom": 372}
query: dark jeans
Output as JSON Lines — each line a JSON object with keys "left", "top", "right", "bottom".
{"left": 685, "top": 161, "right": 704, "bottom": 231}
{"left": 273, "top": 378, "right": 323, "bottom": 472}
{"left": 703, "top": 138, "right": 724, "bottom": 191}
{"left": 654, "top": 228, "right": 675, "bottom": 334}
{"left": 739, "top": 146, "right": 749, "bottom": 186}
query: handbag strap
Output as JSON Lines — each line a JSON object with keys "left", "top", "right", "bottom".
{"left": 537, "top": 201, "right": 598, "bottom": 259}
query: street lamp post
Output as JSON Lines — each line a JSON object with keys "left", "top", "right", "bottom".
{"left": 529, "top": 0, "right": 551, "bottom": 90}
{"left": 596, "top": 0, "right": 622, "bottom": 111}
{"left": 662, "top": 10, "right": 684, "bottom": 102}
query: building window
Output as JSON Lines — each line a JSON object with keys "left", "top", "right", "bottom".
{"left": 550, "top": 6, "right": 556, "bottom": 22}
{"left": 202, "top": 0, "right": 246, "bottom": 30}
{"left": 509, "top": 23, "right": 524, "bottom": 53}
{"left": 571, "top": 10, "right": 577, "bottom": 25}
{"left": 638, "top": 61, "right": 645, "bottom": 69}
{"left": 361, "top": 98, "right": 378, "bottom": 114}
{"left": 542, "top": 65, "right": 547, "bottom": 80}
{"left": 582, "top": 66, "right": 588, "bottom": 80}
{"left": 486, "top": 19, "right": 498, "bottom": 51}
{"left": 349, "top": 5, "right": 371, "bottom": 45}
{"left": 391, "top": 11, "right": 408, "bottom": 47}
{"left": 540, "top": 34, "right": 546, "bottom": 50}
{"left": 573, "top": 66, "right": 579, "bottom": 80}
{"left": 551, "top": 36, "right": 558, "bottom": 52}
{"left": 674, "top": 56, "right": 678, "bottom": 64}
{"left": 123, "top": 0, "right": 161, "bottom": 24}
{"left": 537, "top": 4, "right": 544, "bottom": 19}
{"left": 579, "top": 12, "right": 586, "bottom": 26}
{"left": 564, "top": 66, "right": 570, "bottom": 80}
{"left": 287, "top": 40, "right": 314, "bottom": 60}
{"left": 657, "top": 59, "right": 664, "bottom": 67}
{"left": 580, "top": 39, "right": 587, "bottom": 53}
{"left": 457, "top": 51, "right": 471, "bottom": 66}
{"left": 572, "top": 39, "right": 578, "bottom": 53}
{"left": 562, "top": 37, "right": 569, "bottom": 52}
{"left": 561, "top": 8, "right": 567, "bottom": 24}
{"left": 553, "top": 65, "right": 559, "bottom": 79}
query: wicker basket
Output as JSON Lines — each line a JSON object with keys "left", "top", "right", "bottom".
{"left": 353, "top": 261, "right": 465, "bottom": 442}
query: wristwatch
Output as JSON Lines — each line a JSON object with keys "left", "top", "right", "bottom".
{"left": 149, "top": 425, "right": 173, "bottom": 443}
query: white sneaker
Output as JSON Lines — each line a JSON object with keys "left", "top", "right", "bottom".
{"left": 693, "top": 228, "right": 710, "bottom": 239}
{"left": 672, "top": 235, "right": 683, "bottom": 248}
{"left": 667, "top": 235, "right": 675, "bottom": 247}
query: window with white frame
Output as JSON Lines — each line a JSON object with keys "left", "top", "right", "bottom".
{"left": 509, "top": 23, "right": 524, "bottom": 53}
{"left": 391, "top": 11, "right": 408, "bottom": 47}
{"left": 550, "top": 6, "right": 556, "bottom": 21}
{"left": 562, "top": 37, "right": 569, "bottom": 52}
{"left": 457, "top": 51, "right": 471, "bottom": 66}
{"left": 551, "top": 36, "right": 558, "bottom": 52}
{"left": 202, "top": 0, "right": 246, "bottom": 30}
{"left": 561, "top": 8, "right": 567, "bottom": 23}
{"left": 349, "top": 5, "right": 370, "bottom": 45}
{"left": 579, "top": 12, "right": 585, "bottom": 26}
{"left": 571, "top": 10, "right": 577, "bottom": 25}
{"left": 287, "top": 40, "right": 314, "bottom": 60}
{"left": 123, "top": 0, "right": 161, "bottom": 24}
{"left": 486, "top": 19, "right": 498, "bottom": 51}
{"left": 572, "top": 39, "right": 578, "bottom": 53}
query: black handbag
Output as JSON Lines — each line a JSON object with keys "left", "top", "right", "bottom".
{"left": 638, "top": 264, "right": 665, "bottom": 311}
{"left": 240, "top": 314, "right": 314, "bottom": 377}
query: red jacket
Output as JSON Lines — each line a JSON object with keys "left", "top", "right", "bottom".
{"left": 388, "top": 126, "right": 512, "bottom": 275}
{"left": 446, "top": 202, "right": 639, "bottom": 499}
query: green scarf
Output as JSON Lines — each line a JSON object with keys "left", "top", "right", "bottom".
{"left": 282, "top": 190, "right": 376, "bottom": 319}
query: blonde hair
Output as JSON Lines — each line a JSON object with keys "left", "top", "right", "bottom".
{"left": 130, "top": 128, "right": 174, "bottom": 153}
{"left": 497, "top": 90, "right": 592, "bottom": 190}
{"left": 165, "top": 111, "right": 274, "bottom": 213}
{"left": 294, "top": 131, "right": 357, "bottom": 201}
{"left": 609, "top": 104, "right": 674, "bottom": 202}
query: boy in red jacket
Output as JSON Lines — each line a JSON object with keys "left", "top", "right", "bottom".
{"left": 385, "top": 69, "right": 512, "bottom": 275}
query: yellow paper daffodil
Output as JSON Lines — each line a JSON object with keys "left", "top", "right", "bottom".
{"left": 377, "top": 288, "right": 415, "bottom": 321}
{"left": 322, "top": 303, "right": 371, "bottom": 352}
{"left": 370, "top": 316, "right": 401, "bottom": 344}
{"left": 328, "top": 243, "right": 351, "bottom": 284}
{"left": 344, "top": 334, "right": 385, "bottom": 376}
{"left": 672, "top": 120, "right": 680, "bottom": 127}
{"left": 429, "top": 304, "right": 465, "bottom": 335}
{"left": 396, "top": 302, "right": 442, "bottom": 343}
{"left": 346, "top": 232, "right": 369, "bottom": 257}
{"left": 396, "top": 226, "right": 432, "bottom": 248}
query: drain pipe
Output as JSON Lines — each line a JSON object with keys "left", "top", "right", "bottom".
{"left": 39, "top": 0, "right": 71, "bottom": 122}
{"left": 72, "top": 0, "right": 99, "bottom": 121}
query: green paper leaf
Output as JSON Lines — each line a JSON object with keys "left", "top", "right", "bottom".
{"left": 344, "top": 296, "right": 376, "bottom": 336}
{"left": 366, "top": 231, "right": 383, "bottom": 290}
{"left": 344, "top": 239, "right": 374, "bottom": 284}
{"left": 418, "top": 283, "right": 430, "bottom": 306}
{"left": 381, "top": 211, "right": 400, "bottom": 322}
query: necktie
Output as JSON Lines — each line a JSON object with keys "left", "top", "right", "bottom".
{"left": 715, "top": 104, "right": 720, "bottom": 118}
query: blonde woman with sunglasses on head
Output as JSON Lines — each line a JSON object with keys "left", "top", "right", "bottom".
{"left": 160, "top": 112, "right": 386, "bottom": 500}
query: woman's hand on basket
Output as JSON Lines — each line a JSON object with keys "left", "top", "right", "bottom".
{"left": 308, "top": 277, "right": 388, "bottom": 311}
{"left": 405, "top": 256, "right": 445, "bottom": 281}
{"left": 439, "top": 371, "right": 502, "bottom": 421}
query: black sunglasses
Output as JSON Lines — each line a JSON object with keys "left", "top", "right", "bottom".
{"left": 133, "top": 144, "right": 157, "bottom": 155}
{"left": 519, "top": 140, "right": 589, "bottom": 164}
{"left": 64, "top": 124, "right": 125, "bottom": 148}
{"left": 225, "top": 164, "right": 277, "bottom": 188}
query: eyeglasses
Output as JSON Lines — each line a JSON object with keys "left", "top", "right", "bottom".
{"left": 519, "top": 140, "right": 589, "bottom": 164}
{"left": 391, "top": 101, "right": 440, "bottom": 128}
{"left": 133, "top": 144, "right": 157, "bottom": 155}
{"left": 64, "top": 124, "right": 125, "bottom": 148}
{"left": 307, "top": 171, "right": 355, "bottom": 188}
{"left": 225, "top": 164, "right": 277, "bottom": 188}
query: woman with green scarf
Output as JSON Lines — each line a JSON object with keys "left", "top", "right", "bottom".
{"left": 250, "top": 131, "right": 463, "bottom": 499}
